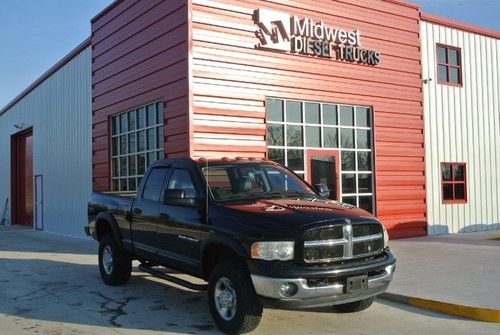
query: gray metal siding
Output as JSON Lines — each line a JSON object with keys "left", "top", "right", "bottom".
{"left": 421, "top": 21, "right": 500, "bottom": 234}
{"left": 0, "top": 47, "right": 92, "bottom": 237}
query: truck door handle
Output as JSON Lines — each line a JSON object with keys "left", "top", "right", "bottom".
{"left": 133, "top": 208, "right": 142, "bottom": 215}
{"left": 159, "top": 213, "right": 170, "bottom": 220}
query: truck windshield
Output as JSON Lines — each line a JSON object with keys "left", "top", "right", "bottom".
{"left": 201, "top": 163, "right": 316, "bottom": 202}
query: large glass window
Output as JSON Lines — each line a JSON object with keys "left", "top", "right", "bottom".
{"left": 111, "top": 101, "right": 164, "bottom": 191}
{"left": 266, "top": 99, "right": 374, "bottom": 213}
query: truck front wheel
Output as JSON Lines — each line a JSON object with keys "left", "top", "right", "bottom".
{"left": 208, "top": 260, "right": 262, "bottom": 334}
{"left": 334, "top": 297, "right": 375, "bottom": 313}
{"left": 98, "top": 234, "right": 132, "bottom": 286}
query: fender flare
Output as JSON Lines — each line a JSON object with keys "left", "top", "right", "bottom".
{"left": 200, "top": 234, "right": 250, "bottom": 277}
{"left": 94, "top": 212, "right": 124, "bottom": 250}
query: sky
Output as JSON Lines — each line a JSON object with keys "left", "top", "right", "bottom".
{"left": 1, "top": 0, "right": 499, "bottom": 109}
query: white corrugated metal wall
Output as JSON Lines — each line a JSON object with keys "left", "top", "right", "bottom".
{"left": 0, "top": 47, "right": 92, "bottom": 237}
{"left": 421, "top": 21, "right": 500, "bottom": 234}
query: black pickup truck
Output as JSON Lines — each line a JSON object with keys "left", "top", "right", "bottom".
{"left": 86, "top": 158, "right": 395, "bottom": 334}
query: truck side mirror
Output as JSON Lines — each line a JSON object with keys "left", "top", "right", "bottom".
{"left": 163, "top": 189, "right": 201, "bottom": 208}
{"left": 314, "top": 183, "right": 330, "bottom": 198}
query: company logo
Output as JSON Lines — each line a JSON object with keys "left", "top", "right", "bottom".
{"left": 253, "top": 8, "right": 380, "bottom": 66}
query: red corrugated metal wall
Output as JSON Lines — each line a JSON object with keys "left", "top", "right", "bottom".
{"left": 91, "top": 0, "right": 190, "bottom": 191}
{"left": 189, "top": 0, "right": 426, "bottom": 238}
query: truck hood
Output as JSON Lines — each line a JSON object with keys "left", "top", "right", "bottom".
{"left": 215, "top": 197, "right": 377, "bottom": 237}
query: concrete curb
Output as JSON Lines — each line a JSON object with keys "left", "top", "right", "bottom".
{"left": 380, "top": 292, "right": 500, "bottom": 323}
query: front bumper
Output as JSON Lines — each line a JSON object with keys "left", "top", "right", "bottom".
{"left": 249, "top": 250, "right": 396, "bottom": 308}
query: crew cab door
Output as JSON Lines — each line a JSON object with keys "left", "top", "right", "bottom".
{"left": 156, "top": 168, "right": 203, "bottom": 273}
{"left": 131, "top": 167, "right": 168, "bottom": 259}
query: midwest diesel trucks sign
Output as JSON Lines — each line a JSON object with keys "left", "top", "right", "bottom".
{"left": 254, "top": 8, "right": 381, "bottom": 66}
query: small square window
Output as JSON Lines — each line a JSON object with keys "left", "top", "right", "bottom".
{"left": 436, "top": 44, "right": 462, "bottom": 86}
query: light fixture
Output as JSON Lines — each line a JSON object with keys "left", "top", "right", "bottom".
{"left": 13, "top": 123, "right": 25, "bottom": 130}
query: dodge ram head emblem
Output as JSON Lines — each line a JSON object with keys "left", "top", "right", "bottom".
{"left": 254, "top": 8, "right": 291, "bottom": 52}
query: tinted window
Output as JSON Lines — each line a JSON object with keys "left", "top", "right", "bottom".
{"left": 167, "top": 169, "right": 197, "bottom": 198}
{"left": 142, "top": 168, "right": 168, "bottom": 201}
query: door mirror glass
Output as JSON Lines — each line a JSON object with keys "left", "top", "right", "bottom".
{"left": 314, "top": 183, "right": 330, "bottom": 198}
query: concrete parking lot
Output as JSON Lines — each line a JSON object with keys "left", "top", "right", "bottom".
{"left": 0, "top": 228, "right": 499, "bottom": 335}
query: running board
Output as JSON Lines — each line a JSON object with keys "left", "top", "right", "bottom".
{"left": 138, "top": 264, "right": 208, "bottom": 291}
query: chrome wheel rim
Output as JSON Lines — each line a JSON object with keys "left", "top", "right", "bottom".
{"left": 102, "top": 245, "right": 113, "bottom": 275}
{"left": 214, "top": 277, "right": 237, "bottom": 321}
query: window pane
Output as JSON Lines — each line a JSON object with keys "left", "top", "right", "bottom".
{"left": 158, "top": 150, "right": 164, "bottom": 159}
{"left": 342, "top": 174, "right": 356, "bottom": 194}
{"left": 454, "top": 183, "right": 465, "bottom": 200}
{"left": 341, "top": 128, "right": 355, "bottom": 148}
{"left": 286, "top": 101, "right": 302, "bottom": 123}
{"left": 112, "top": 137, "right": 118, "bottom": 156}
{"left": 357, "top": 130, "right": 371, "bottom": 149}
{"left": 322, "top": 104, "right": 337, "bottom": 125}
{"left": 147, "top": 104, "right": 156, "bottom": 126}
{"left": 156, "top": 102, "right": 163, "bottom": 125}
{"left": 142, "top": 168, "right": 167, "bottom": 201}
{"left": 120, "top": 157, "right": 127, "bottom": 177}
{"left": 137, "top": 130, "right": 145, "bottom": 151}
{"left": 128, "top": 155, "right": 137, "bottom": 176}
{"left": 267, "top": 124, "right": 284, "bottom": 146}
{"left": 342, "top": 151, "right": 356, "bottom": 171}
{"left": 441, "top": 164, "right": 452, "bottom": 181}
{"left": 137, "top": 107, "right": 146, "bottom": 128}
{"left": 128, "top": 178, "right": 137, "bottom": 191}
{"left": 120, "top": 135, "right": 127, "bottom": 155}
{"left": 323, "top": 127, "right": 338, "bottom": 148}
{"left": 120, "top": 179, "right": 128, "bottom": 192}
{"left": 358, "top": 152, "right": 372, "bottom": 171}
{"left": 147, "top": 128, "right": 155, "bottom": 150}
{"left": 112, "top": 179, "right": 119, "bottom": 191}
{"left": 112, "top": 117, "right": 118, "bottom": 135}
{"left": 128, "top": 111, "right": 136, "bottom": 131}
{"left": 438, "top": 65, "right": 448, "bottom": 82}
{"left": 305, "top": 102, "right": 320, "bottom": 124}
{"left": 137, "top": 154, "right": 146, "bottom": 175}
{"left": 268, "top": 148, "right": 285, "bottom": 166}
{"left": 305, "top": 126, "right": 321, "bottom": 148}
{"left": 286, "top": 125, "right": 303, "bottom": 147}
{"left": 120, "top": 113, "right": 127, "bottom": 133}
{"left": 453, "top": 164, "right": 465, "bottom": 181}
{"left": 443, "top": 183, "right": 453, "bottom": 200}
{"left": 449, "top": 67, "right": 460, "bottom": 84}
{"left": 437, "top": 47, "right": 447, "bottom": 63}
{"left": 267, "top": 99, "right": 284, "bottom": 122}
{"left": 112, "top": 158, "right": 119, "bottom": 177}
{"left": 339, "top": 106, "right": 354, "bottom": 126}
{"left": 356, "top": 107, "right": 370, "bottom": 127}
{"left": 157, "top": 127, "right": 164, "bottom": 149}
{"left": 287, "top": 149, "right": 304, "bottom": 171}
{"left": 147, "top": 152, "right": 157, "bottom": 166}
{"left": 358, "top": 174, "right": 372, "bottom": 193}
{"left": 359, "top": 196, "right": 373, "bottom": 213}
{"left": 342, "top": 196, "right": 356, "bottom": 206}
{"left": 449, "top": 49, "right": 459, "bottom": 65}
{"left": 128, "top": 133, "right": 136, "bottom": 153}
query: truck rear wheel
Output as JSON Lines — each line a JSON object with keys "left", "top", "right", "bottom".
{"left": 98, "top": 234, "right": 132, "bottom": 286}
{"left": 334, "top": 297, "right": 375, "bottom": 313}
{"left": 208, "top": 260, "right": 262, "bottom": 334}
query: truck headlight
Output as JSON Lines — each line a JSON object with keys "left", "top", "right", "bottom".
{"left": 382, "top": 225, "right": 389, "bottom": 248}
{"left": 251, "top": 241, "right": 295, "bottom": 261}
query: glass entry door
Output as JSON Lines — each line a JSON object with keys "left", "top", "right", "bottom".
{"left": 307, "top": 150, "right": 339, "bottom": 200}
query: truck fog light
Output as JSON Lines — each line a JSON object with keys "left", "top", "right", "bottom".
{"left": 279, "top": 282, "right": 298, "bottom": 297}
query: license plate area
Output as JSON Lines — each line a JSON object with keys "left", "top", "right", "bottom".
{"left": 346, "top": 275, "right": 368, "bottom": 294}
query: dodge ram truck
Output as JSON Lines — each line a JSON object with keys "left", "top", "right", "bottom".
{"left": 86, "top": 158, "right": 396, "bottom": 334}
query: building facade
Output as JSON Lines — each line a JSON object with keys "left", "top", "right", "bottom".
{"left": 0, "top": 0, "right": 498, "bottom": 239}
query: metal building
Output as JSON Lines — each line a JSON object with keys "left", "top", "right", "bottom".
{"left": 421, "top": 14, "right": 500, "bottom": 234}
{"left": 0, "top": 40, "right": 92, "bottom": 237}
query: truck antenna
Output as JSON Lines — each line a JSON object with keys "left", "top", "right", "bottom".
{"left": 205, "top": 159, "right": 209, "bottom": 224}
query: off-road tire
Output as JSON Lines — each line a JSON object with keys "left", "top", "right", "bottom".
{"left": 98, "top": 234, "right": 132, "bottom": 286}
{"left": 208, "top": 260, "right": 263, "bottom": 334}
{"left": 334, "top": 297, "right": 375, "bottom": 313}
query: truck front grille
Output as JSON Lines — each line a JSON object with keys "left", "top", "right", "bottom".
{"left": 303, "top": 223, "right": 384, "bottom": 264}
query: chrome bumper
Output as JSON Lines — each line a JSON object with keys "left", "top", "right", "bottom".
{"left": 251, "top": 264, "right": 395, "bottom": 306}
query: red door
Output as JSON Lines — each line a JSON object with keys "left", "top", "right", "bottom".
{"left": 14, "top": 131, "right": 33, "bottom": 226}
{"left": 306, "top": 150, "right": 340, "bottom": 200}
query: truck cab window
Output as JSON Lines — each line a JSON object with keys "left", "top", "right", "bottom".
{"left": 167, "top": 169, "right": 197, "bottom": 198}
{"left": 142, "top": 168, "right": 168, "bottom": 201}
